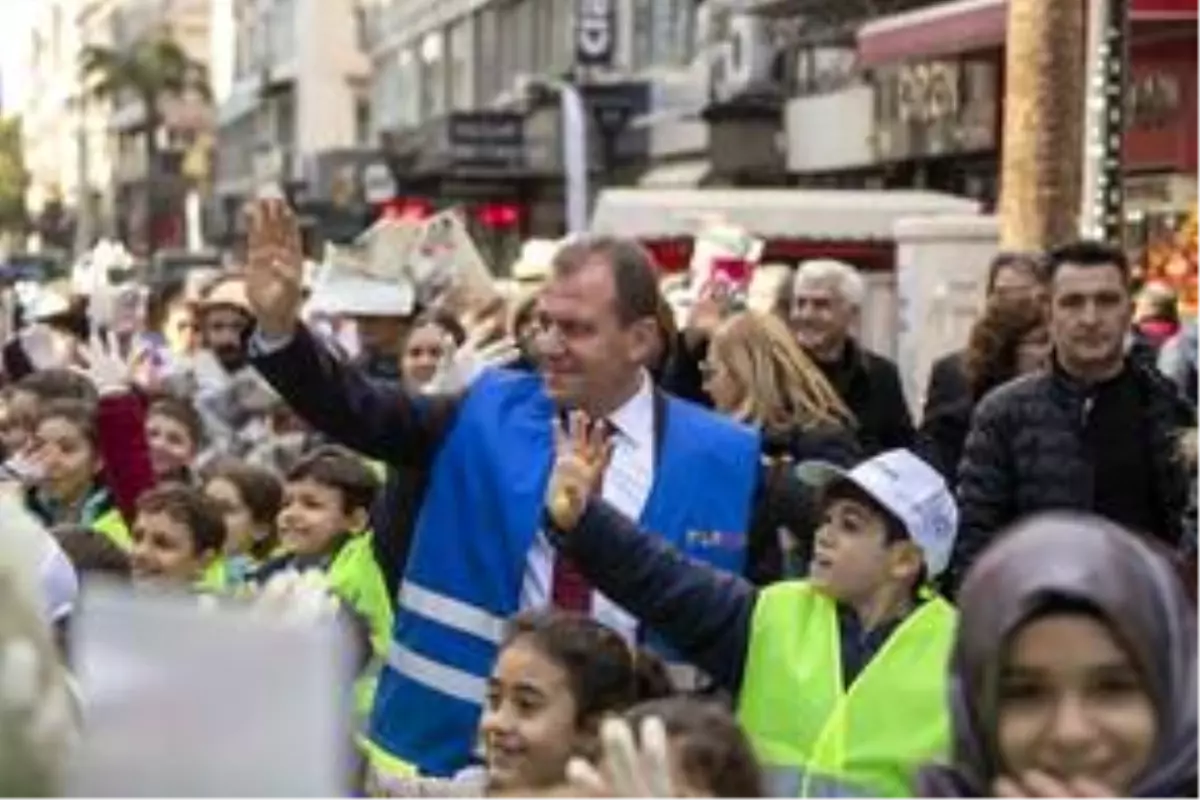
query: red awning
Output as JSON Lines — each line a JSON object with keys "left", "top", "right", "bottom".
{"left": 858, "top": 0, "right": 1198, "bottom": 67}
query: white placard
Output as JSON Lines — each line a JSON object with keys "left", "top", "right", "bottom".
{"left": 67, "top": 583, "right": 351, "bottom": 797}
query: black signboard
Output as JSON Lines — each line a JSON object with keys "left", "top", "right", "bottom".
{"left": 576, "top": 0, "right": 615, "bottom": 67}
{"left": 445, "top": 111, "right": 526, "bottom": 170}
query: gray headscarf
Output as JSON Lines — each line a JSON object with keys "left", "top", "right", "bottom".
{"left": 919, "top": 512, "right": 1197, "bottom": 797}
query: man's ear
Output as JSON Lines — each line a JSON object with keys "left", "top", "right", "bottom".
{"left": 625, "top": 317, "right": 660, "bottom": 367}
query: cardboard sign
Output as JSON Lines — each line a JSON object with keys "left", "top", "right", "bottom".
{"left": 410, "top": 208, "right": 497, "bottom": 310}
{"left": 689, "top": 222, "right": 763, "bottom": 294}
{"left": 67, "top": 583, "right": 351, "bottom": 796}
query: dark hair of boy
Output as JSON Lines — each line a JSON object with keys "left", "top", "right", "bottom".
{"left": 35, "top": 399, "right": 99, "bottom": 447}
{"left": 52, "top": 524, "right": 131, "bottom": 579}
{"left": 822, "top": 480, "right": 930, "bottom": 592}
{"left": 285, "top": 445, "right": 379, "bottom": 513}
{"left": 1045, "top": 240, "right": 1131, "bottom": 285}
{"left": 136, "top": 484, "right": 228, "bottom": 555}
{"left": 17, "top": 369, "right": 99, "bottom": 404}
{"left": 148, "top": 393, "right": 207, "bottom": 449}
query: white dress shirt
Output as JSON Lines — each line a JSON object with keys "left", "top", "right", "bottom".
{"left": 521, "top": 373, "right": 657, "bottom": 643}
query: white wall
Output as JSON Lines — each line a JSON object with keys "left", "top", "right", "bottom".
{"left": 893, "top": 214, "right": 1000, "bottom": 418}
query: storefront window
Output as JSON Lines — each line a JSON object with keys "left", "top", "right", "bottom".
{"left": 398, "top": 47, "right": 420, "bottom": 127}
{"left": 419, "top": 32, "right": 446, "bottom": 120}
{"left": 448, "top": 18, "right": 475, "bottom": 111}
{"left": 476, "top": 7, "right": 502, "bottom": 103}
{"left": 631, "top": 0, "right": 697, "bottom": 71}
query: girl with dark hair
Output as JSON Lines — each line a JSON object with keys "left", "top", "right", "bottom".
{"left": 917, "top": 294, "right": 1049, "bottom": 485}
{"left": 369, "top": 610, "right": 672, "bottom": 797}
{"left": 623, "top": 698, "right": 763, "bottom": 797}
{"left": 201, "top": 460, "right": 284, "bottom": 585}
{"left": 479, "top": 610, "right": 672, "bottom": 795}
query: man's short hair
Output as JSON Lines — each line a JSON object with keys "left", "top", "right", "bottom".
{"left": 793, "top": 259, "right": 866, "bottom": 309}
{"left": 550, "top": 235, "right": 662, "bottom": 326}
{"left": 1045, "top": 240, "right": 1130, "bottom": 285}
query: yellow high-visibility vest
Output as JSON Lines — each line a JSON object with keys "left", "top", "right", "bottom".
{"left": 738, "top": 581, "right": 955, "bottom": 797}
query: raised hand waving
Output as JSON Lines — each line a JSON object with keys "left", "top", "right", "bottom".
{"left": 244, "top": 198, "right": 305, "bottom": 337}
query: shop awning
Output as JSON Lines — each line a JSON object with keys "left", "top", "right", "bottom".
{"left": 637, "top": 160, "right": 712, "bottom": 188}
{"left": 589, "top": 188, "right": 981, "bottom": 241}
{"left": 857, "top": 0, "right": 1198, "bottom": 67}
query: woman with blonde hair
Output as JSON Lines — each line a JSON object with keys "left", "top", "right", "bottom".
{"left": 702, "top": 311, "right": 860, "bottom": 579}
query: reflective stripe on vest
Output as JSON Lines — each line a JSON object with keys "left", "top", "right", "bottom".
{"left": 737, "top": 582, "right": 955, "bottom": 797}
{"left": 399, "top": 582, "right": 506, "bottom": 645}
{"left": 387, "top": 643, "right": 487, "bottom": 706}
{"left": 761, "top": 766, "right": 874, "bottom": 798}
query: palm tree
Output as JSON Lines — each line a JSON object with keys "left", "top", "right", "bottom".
{"left": 79, "top": 34, "right": 209, "bottom": 255}
{"left": 998, "top": 0, "right": 1086, "bottom": 250}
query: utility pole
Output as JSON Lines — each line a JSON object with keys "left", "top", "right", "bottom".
{"left": 1079, "top": 0, "right": 1130, "bottom": 244}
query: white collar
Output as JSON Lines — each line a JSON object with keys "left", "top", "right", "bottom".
{"left": 606, "top": 371, "right": 655, "bottom": 451}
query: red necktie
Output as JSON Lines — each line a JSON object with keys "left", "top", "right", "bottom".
{"left": 550, "top": 419, "right": 615, "bottom": 614}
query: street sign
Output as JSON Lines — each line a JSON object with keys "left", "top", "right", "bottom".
{"left": 576, "top": 0, "right": 615, "bottom": 67}
{"left": 445, "top": 112, "right": 526, "bottom": 170}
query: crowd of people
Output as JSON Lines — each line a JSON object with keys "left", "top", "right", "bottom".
{"left": 0, "top": 195, "right": 1195, "bottom": 797}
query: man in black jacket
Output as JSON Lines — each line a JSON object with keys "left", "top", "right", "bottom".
{"left": 782, "top": 259, "right": 913, "bottom": 455}
{"left": 951, "top": 240, "right": 1195, "bottom": 593}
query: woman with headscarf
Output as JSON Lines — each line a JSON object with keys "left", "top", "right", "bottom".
{"left": 919, "top": 512, "right": 1197, "bottom": 797}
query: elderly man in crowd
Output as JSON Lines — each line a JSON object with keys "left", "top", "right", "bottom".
{"left": 779, "top": 259, "right": 913, "bottom": 455}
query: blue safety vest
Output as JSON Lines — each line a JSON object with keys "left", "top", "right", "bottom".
{"left": 368, "top": 369, "right": 760, "bottom": 776}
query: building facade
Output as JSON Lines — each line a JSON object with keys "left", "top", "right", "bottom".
{"left": 107, "top": 0, "right": 215, "bottom": 254}
{"left": 19, "top": 0, "right": 217, "bottom": 256}
{"left": 211, "top": 0, "right": 371, "bottom": 248}
{"left": 21, "top": 0, "right": 91, "bottom": 252}
{"left": 779, "top": 0, "right": 1197, "bottom": 238}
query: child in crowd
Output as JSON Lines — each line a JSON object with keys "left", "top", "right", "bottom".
{"left": 25, "top": 400, "right": 130, "bottom": 551}
{"left": 128, "top": 484, "right": 227, "bottom": 592}
{"left": 144, "top": 395, "right": 204, "bottom": 481}
{"left": 622, "top": 698, "right": 763, "bottom": 797}
{"left": 253, "top": 446, "right": 393, "bottom": 724}
{"left": 919, "top": 513, "right": 1197, "bottom": 798}
{"left": 369, "top": 610, "right": 672, "bottom": 797}
{"left": 546, "top": 426, "right": 960, "bottom": 798}
{"left": 202, "top": 460, "right": 284, "bottom": 586}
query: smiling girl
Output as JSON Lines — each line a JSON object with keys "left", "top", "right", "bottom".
{"left": 919, "top": 512, "right": 1196, "bottom": 797}
{"left": 480, "top": 611, "right": 672, "bottom": 795}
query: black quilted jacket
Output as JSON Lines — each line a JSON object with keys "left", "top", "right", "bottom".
{"left": 948, "top": 357, "right": 1195, "bottom": 593}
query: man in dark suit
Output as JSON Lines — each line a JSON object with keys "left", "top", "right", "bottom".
{"left": 241, "top": 199, "right": 818, "bottom": 777}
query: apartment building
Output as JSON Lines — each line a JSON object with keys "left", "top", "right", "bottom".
{"left": 107, "top": 0, "right": 214, "bottom": 253}
{"left": 354, "top": 0, "right": 799, "bottom": 258}
{"left": 211, "top": 0, "right": 370, "bottom": 246}
{"left": 21, "top": 0, "right": 89, "bottom": 251}
{"left": 19, "top": 0, "right": 216, "bottom": 255}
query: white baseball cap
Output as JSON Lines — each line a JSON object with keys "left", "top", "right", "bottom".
{"left": 796, "top": 449, "right": 959, "bottom": 577}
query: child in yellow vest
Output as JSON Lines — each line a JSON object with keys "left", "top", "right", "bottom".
{"left": 250, "top": 446, "right": 393, "bottom": 726}
{"left": 128, "top": 484, "right": 228, "bottom": 592}
{"left": 546, "top": 427, "right": 960, "bottom": 798}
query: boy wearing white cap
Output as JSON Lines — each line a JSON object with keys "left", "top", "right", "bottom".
{"left": 546, "top": 436, "right": 959, "bottom": 798}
